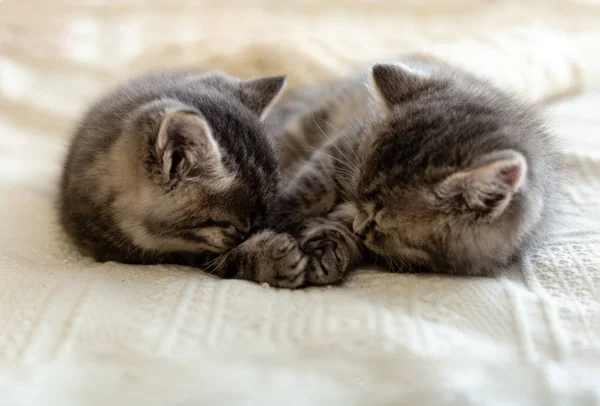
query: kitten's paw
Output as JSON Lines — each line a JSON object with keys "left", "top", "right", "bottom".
{"left": 258, "top": 233, "right": 308, "bottom": 289}
{"left": 302, "top": 229, "right": 349, "bottom": 285}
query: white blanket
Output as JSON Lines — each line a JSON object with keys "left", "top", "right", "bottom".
{"left": 1, "top": 1, "right": 600, "bottom": 404}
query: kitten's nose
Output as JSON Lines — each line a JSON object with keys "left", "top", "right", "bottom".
{"left": 355, "top": 231, "right": 367, "bottom": 241}
{"left": 226, "top": 229, "right": 247, "bottom": 246}
{"left": 232, "top": 233, "right": 246, "bottom": 245}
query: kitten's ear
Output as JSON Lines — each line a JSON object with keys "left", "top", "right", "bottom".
{"left": 238, "top": 75, "right": 287, "bottom": 120}
{"left": 436, "top": 150, "right": 527, "bottom": 218}
{"left": 371, "top": 63, "right": 426, "bottom": 108}
{"left": 156, "top": 111, "right": 225, "bottom": 181}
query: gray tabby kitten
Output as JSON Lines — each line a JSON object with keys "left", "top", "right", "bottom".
{"left": 267, "top": 55, "right": 562, "bottom": 284}
{"left": 59, "top": 70, "right": 308, "bottom": 288}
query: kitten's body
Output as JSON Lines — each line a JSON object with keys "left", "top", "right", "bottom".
{"left": 61, "top": 59, "right": 562, "bottom": 288}
{"left": 267, "top": 56, "right": 562, "bottom": 282}
{"left": 60, "top": 70, "right": 307, "bottom": 288}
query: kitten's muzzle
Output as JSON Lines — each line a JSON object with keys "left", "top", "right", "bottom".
{"left": 224, "top": 228, "right": 248, "bottom": 246}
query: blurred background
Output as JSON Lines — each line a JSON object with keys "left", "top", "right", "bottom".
{"left": 2, "top": 0, "right": 599, "bottom": 142}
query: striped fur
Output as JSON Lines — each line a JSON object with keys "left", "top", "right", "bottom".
{"left": 266, "top": 55, "right": 563, "bottom": 283}
{"left": 60, "top": 70, "right": 310, "bottom": 287}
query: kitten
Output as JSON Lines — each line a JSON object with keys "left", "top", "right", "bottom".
{"left": 59, "top": 70, "right": 307, "bottom": 288}
{"left": 266, "top": 55, "right": 563, "bottom": 284}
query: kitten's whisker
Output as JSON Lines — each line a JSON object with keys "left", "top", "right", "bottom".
{"left": 384, "top": 256, "right": 393, "bottom": 271}
{"left": 203, "top": 251, "right": 230, "bottom": 276}
{"left": 316, "top": 117, "right": 359, "bottom": 161}
{"left": 202, "top": 253, "right": 224, "bottom": 271}
{"left": 392, "top": 258, "right": 403, "bottom": 273}
{"left": 312, "top": 162, "right": 355, "bottom": 180}
{"left": 315, "top": 116, "right": 361, "bottom": 163}
{"left": 307, "top": 146, "right": 357, "bottom": 174}
{"left": 311, "top": 115, "right": 359, "bottom": 172}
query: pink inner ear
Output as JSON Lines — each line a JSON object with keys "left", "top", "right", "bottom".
{"left": 500, "top": 163, "right": 522, "bottom": 187}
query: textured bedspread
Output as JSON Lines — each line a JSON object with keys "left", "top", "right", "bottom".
{"left": 1, "top": 1, "right": 600, "bottom": 404}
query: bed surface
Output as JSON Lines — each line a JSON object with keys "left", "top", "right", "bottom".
{"left": 1, "top": 1, "right": 600, "bottom": 404}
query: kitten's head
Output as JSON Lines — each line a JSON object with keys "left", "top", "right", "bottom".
{"left": 351, "top": 63, "right": 544, "bottom": 275}
{"left": 111, "top": 74, "right": 286, "bottom": 255}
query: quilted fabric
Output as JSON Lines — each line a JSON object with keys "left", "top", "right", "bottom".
{"left": 1, "top": 1, "right": 599, "bottom": 404}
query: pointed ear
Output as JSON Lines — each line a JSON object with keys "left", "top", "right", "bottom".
{"left": 238, "top": 75, "right": 286, "bottom": 120}
{"left": 435, "top": 150, "right": 527, "bottom": 219}
{"left": 371, "top": 63, "right": 427, "bottom": 108}
{"left": 156, "top": 111, "right": 225, "bottom": 181}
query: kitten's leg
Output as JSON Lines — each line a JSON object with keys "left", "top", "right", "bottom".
{"left": 218, "top": 230, "right": 308, "bottom": 288}
{"left": 267, "top": 140, "right": 363, "bottom": 285}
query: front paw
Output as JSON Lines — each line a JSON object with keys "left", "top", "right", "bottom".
{"left": 257, "top": 233, "right": 308, "bottom": 288}
{"left": 302, "top": 229, "right": 350, "bottom": 285}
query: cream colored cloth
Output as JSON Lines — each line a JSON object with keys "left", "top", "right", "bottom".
{"left": 1, "top": 1, "right": 600, "bottom": 404}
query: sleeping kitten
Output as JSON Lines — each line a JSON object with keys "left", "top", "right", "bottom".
{"left": 267, "top": 55, "right": 563, "bottom": 284}
{"left": 60, "top": 70, "right": 307, "bottom": 288}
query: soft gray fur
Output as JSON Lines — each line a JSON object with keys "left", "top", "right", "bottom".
{"left": 60, "top": 70, "right": 308, "bottom": 288}
{"left": 266, "top": 55, "right": 563, "bottom": 284}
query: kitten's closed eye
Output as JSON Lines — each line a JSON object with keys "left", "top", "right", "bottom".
{"left": 178, "top": 222, "right": 248, "bottom": 252}
{"left": 183, "top": 220, "right": 249, "bottom": 240}
{"left": 183, "top": 220, "right": 237, "bottom": 230}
